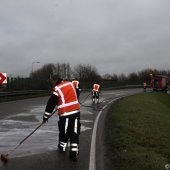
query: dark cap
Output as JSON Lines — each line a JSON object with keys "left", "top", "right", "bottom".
{"left": 52, "top": 75, "right": 62, "bottom": 84}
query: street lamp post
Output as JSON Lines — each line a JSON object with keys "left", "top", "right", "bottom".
{"left": 32, "top": 62, "right": 40, "bottom": 73}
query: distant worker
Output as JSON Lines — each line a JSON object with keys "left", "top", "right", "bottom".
{"left": 143, "top": 81, "right": 147, "bottom": 92}
{"left": 92, "top": 81, "right": 101, "bottom": 103}
{"left": 150, "top": 79, "right": 154, "bottom": 89}
{"left": 43, "top": 75, "right": 81, "bottom": 161}
{"left": 72, "top": 78, "right": 81, "bottom": 101}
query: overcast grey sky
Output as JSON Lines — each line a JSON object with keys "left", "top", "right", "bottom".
{"left": 0, "top": 0, "right": 170, "bottom": 77}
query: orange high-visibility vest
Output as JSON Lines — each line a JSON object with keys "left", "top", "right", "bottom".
{"left": 53, "top": 81, "right": 80, "bottom": 116}
{"left": 72, "top": 80, "right": 79, "bottom": 89}
{"left": 93, "top": 84, "right": 100, "bottom": 92}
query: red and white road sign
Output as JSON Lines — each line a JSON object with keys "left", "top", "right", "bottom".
{"left": 0, "top": 73, "right": 7, "bottom": 84}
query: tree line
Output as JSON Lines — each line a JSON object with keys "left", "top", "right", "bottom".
{"left": 2, "top": 63, "right": 170, "bottom": 91}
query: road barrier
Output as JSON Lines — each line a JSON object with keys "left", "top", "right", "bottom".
{"left": 0, "top": 90, "right": 50, "bottom": 98}
{"left": 81, "top": 85, "right": 143, "bottom": 92}
{"left": 0, "top": 85, "right": 143, "bottom": 97}
{"left": 0, "top": 85, "right": 144, "bottom": 101}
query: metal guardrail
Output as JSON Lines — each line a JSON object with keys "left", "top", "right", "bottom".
{"left": 0, "top": 90, "right": 50, "bottom": 98}
{"left": 0, "top": 85, "right": 144, "bottom": 98}
{"left": 81, "top": 85, "right": 143, "bottom": 92}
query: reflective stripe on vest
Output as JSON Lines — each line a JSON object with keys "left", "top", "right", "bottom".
{"left": 58, "top": 101, "right": 79, "bottom": 109}
{"left": 72, "top": 80, "right": 79, "bottom": 88}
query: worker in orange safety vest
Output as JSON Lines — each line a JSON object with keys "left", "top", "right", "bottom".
{"left": 43, "top": 75, "right": 81, "bottom": 161}
{"left": 72, "top": 78, "right": 81, "bottom": 101}
{"left": 92, "top": 81, "right": 101, "bottom": 103}
{"left": 143, "top": 81, "right": 147, "bottom": 92}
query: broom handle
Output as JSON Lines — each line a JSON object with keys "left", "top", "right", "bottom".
{"left": 7, "top": 109, "right": 58, "bottom": 155}
{"left": 8, "top": 122, "right": 45, "bottom": 155}
{"left": 19, "top": 109, "right": 57, "bottom": 145}
{"left": 7, "top": 122, "right": 45, "bottom": 155}
{"left": 19, "top": 121, "right": 44, "bottom": 145}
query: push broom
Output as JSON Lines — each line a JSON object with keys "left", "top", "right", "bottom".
{"left": 1, "top": 109, "right": 57, "bottom": 162}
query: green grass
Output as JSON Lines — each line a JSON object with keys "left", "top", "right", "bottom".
{"left": 105, "top": 92, "right": 170, "bottom": 170}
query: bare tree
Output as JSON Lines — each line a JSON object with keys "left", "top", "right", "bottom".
{"left": 30, "top": 64, "right": 55, "bottom": 81}
{"left": 118, "top": 73, "right": 127, "bottom": 81}
{"left": 128, "top": 72, "right": 138, "bottom": 81}
{"left": 102, "top": 73, "right": 113, "bottom": 80}
{"left": 112, "top": 74, "right": 118, "bottom": 81}
{"left": 53, "top": 63, "right": 71, "bottom": 80}
{"left": 73, "top": 64, "right": 100, "bottom": 81}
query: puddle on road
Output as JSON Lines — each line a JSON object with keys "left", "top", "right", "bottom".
{"left": 0, "top": 104, "right": 93, "bottom": 158}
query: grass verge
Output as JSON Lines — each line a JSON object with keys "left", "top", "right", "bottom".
{"left": 105, "top": 92, "right": 170, "bottom": 170}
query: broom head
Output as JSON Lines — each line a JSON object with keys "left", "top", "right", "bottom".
{"left": 1, "top": 153, "right": 9, "bottom": 163}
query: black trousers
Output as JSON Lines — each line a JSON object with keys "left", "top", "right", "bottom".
{"left": 58, "top": 112, "right": 80, "bottom": 152}
{"left": 92, "top": 91, "right": 99, "bottom": 102}
{"left": 75, "top": 89, "right": 80, "bottom": 102}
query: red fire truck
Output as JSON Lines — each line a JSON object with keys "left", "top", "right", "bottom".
{"left": 150, "top": 75, "right": 170, "bottom": 91}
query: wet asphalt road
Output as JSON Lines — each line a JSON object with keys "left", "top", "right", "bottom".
{"left": 0, "top": 88, "right": 143, "bottom": 170}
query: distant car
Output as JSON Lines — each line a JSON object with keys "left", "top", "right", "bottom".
{"left": 150, "top": 75, "right": 170, "bottom": 92}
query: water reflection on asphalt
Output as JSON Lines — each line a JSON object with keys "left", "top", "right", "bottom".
{"left": 0, "top": 101, "right": 93, "bottom": 158}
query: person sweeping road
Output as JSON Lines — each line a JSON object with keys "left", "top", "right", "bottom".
{"left": 43, "top": 75, "right": 81, "bottom": 162}
{"left": 72, "top": 78, "right": 81, "bottom": 101}
{"left": 143, "top": 81, "right": 147, "bottom": 92}
{"left": 92, "top": 81, "right": 101, "bottom": 104}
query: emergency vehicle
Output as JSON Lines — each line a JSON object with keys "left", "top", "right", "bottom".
{"left": 150, "top": 75, "right": 170, "bottom": 91}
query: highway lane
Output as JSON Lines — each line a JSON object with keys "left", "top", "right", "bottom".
{"left": 0, "top": 88, "right": 143, "bottom": 170}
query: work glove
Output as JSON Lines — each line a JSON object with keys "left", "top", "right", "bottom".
{"left": 43, "top": 112, "right": 51, "bottom": 123}
{"left": 43, "top": 116, "right": 48, "bottom": 123}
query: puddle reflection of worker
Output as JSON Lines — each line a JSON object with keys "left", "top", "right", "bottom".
{"left": 92, "top": 82, "right": 101, "bottom": 104}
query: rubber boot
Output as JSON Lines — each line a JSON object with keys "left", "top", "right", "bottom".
{"left": 69, "top": 151, "right": 78, "bottom": 162}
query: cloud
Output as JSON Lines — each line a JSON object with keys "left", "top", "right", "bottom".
{"left": 0, "top": 0, "right": 170, "bottom": 77}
